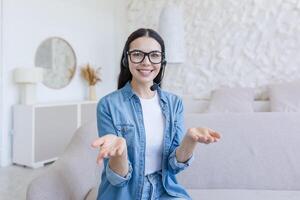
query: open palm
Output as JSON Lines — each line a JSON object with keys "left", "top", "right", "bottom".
{"left": 91, "top": 134, "right": 127, "bottom": 165}
{"left": 187, "top": 127, "right": 221, "bottom": 144}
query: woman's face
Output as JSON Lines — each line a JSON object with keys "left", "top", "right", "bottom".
{"left": 128, "top": 36, "right": 162, "bottom": 85}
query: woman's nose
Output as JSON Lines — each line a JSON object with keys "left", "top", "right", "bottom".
{"left": 142, "top": 55, "right": 151, "bottom": 65}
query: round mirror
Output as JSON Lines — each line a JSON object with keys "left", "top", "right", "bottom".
{"left": 35, "top": 37, "right": 76, "bottom": 89}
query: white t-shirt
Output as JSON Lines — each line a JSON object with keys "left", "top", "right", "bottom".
{"left": 139, "top": 92, "right": 165, "bottom": 175}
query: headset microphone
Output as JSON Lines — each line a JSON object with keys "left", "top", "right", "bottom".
{"left": 150, "top": 82, "right": 159, "bottom": 91}
{"left": 150, "top": 60, "right": 167, "bottom": 91}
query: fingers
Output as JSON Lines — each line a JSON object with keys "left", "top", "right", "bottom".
{"left": 96, "top": 158, "right": 103, "bottom": 166}
{"left": 207, "top": 128, "right": 221, "bottom": 141}
{"left": 91, "top": 137, "right": 105, "bottom": 148}
{"left": 91, "top": 134, "right": 118, "bottom": 148}
{"left": 195, "top": 135, "right": 210, "bottom": 144}
{"left": 206, "top": 136, "right": 214, "bottom": 143}
{"left": 199, "top": 136, "right": 213, "bottom": 144}
{"left": 209, "top": 131, "right": 221, "bottom": 139}
{"left": 117, "top": 144, "right": 125, "bottom": 156}
{"left": 95, "top": 138, "right": 127, "bottom": 165}
{"left": 196, "top": 128, "right": 221, "bottom": 144}
{"left": 108, "top": 148, "right": 118, "bottom": 157}
{"left": 96, "top": 152, "right": 105, "bottom": 165}
{"left": 96, "top": 146, "right": 112, "bottom": 165}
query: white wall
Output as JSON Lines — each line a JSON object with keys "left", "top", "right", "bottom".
{"left": 0, "top": 0, "right": 127, "bottom": 166}
{"left": 127, "top": 0, "right": 300, "bottom": 99}
{"left": 0, "top": 0, "right": 3, "bottom": 165}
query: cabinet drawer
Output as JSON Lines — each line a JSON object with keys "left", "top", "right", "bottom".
{"left": 34, "top": 105, "right": 78, "bottom": 162}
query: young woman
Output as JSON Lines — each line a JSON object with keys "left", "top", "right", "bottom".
{"left": 92, "top": 28, "right": 221, "bottom": 200}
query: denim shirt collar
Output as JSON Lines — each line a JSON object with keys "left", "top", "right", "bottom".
{"left": 121, "top": 81, "right": 167, "bottom": 105}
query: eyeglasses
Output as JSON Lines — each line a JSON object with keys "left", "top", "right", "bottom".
{"left": 127, "top": 50, "right": 163, "bottom": 64}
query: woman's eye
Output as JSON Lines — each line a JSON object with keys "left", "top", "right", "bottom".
{"left": 150, "top": 53, "right": 161, "bottom": 58}
{"left": 132, "top": 52, "right": 143, "bottom": 57}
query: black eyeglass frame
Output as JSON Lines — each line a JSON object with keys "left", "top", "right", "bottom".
{"left": 127, "top": 50, "right": 164, "bottom": 64}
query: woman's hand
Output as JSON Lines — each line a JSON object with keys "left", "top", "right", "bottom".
{"left": 176, "top": 127, "right": 221, "bottom": 163}
{"left": 91, "top": 134, "right": 127, "bottom": 165}
{"left": 186, "top": 127, "right": 221, "bottom": 144}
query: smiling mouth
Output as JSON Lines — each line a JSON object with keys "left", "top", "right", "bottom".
{"left": 137, "top": 69, "right": 154, "bottom": 72}
{"left": 137, "top": 69, "right": 154, "bottom": 76}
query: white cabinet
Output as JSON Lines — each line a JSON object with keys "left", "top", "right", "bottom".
{"left": 12, "top": 101, "right": 97, "bottom": 168}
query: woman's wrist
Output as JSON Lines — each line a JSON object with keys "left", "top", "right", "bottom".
{"left": 109, "top": 150, "right": 129, "bottom": 177}
{"left": 176, "top": 133, "right": 198, "bottom": 163}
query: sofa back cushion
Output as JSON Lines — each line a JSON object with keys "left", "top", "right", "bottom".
{"left": 206, "top": 88, "right": 254, "bottom": 113}
{"left": 269, "top": 81, "right": 300, "bottom": 112}
{"left": 183, "top": 99, "right": 270, "bottom": 113}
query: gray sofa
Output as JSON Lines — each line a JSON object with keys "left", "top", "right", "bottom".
{"left": 27, "top": 110, "right": 300, "bottom": 200}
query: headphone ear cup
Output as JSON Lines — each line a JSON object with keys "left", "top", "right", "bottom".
{"left": 122, "top": 57, "right": 127, "bottom": 67}
{"left": 162, "top": 60, "right": 167, "bottom": 67}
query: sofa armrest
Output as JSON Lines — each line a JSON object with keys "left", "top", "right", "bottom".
{"left": 27, "top": 168, "right": 71, "bottom": 200}
{"left": 27, "top": 121, "right": 102, "bottom": 200}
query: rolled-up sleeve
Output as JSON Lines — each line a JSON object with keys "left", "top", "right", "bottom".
{"left": 168, "top": 148, "right": 194, "bottom": 172}
{"left": 168, "top": 98, "right": 194, "bottom": 174}
{"left": 106, "top": 161, "right": 133, "bottom": 187}
{"left": 97, "top": 98, "right": 133, "bottom": 186}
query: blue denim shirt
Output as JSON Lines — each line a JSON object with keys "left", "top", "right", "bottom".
{"left": 97, "top": 82, "right": 193, "bottom": 200}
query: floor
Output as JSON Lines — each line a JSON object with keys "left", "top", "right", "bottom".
{"left": 0, "top": 163, "right": 52, "bottom": 200}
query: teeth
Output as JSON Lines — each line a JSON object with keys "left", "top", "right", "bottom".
{"left": 138, "top": 69, "right": 153, "bottom": 76}
{"left": 138, "top": 69, "right": 152, "bottom": 72}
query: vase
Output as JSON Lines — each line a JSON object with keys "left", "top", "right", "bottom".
{"left": 88, "top": 85, "right": 97, "bottom": 101}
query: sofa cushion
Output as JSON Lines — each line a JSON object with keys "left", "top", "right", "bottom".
{"left": 206, "top": 87, "right": 254, "bottom": 113}
{"left": 269, "top": 80, "right": 300, "bottom": 112}
{"left": 85, "top": 187, "right": 300, "bottom": 200}
{"left": 180, "top": 113, "right": 300, "bottom": 190}
{"left": 187, "top": 189, "right": 300, "bottom": 200}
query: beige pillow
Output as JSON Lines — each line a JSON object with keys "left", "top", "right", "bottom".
{"left": 206, "top": 87, "right": 254, "bottom": 113}
{"left": 269, "top": 81, "right": 300, "bottom": 112}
